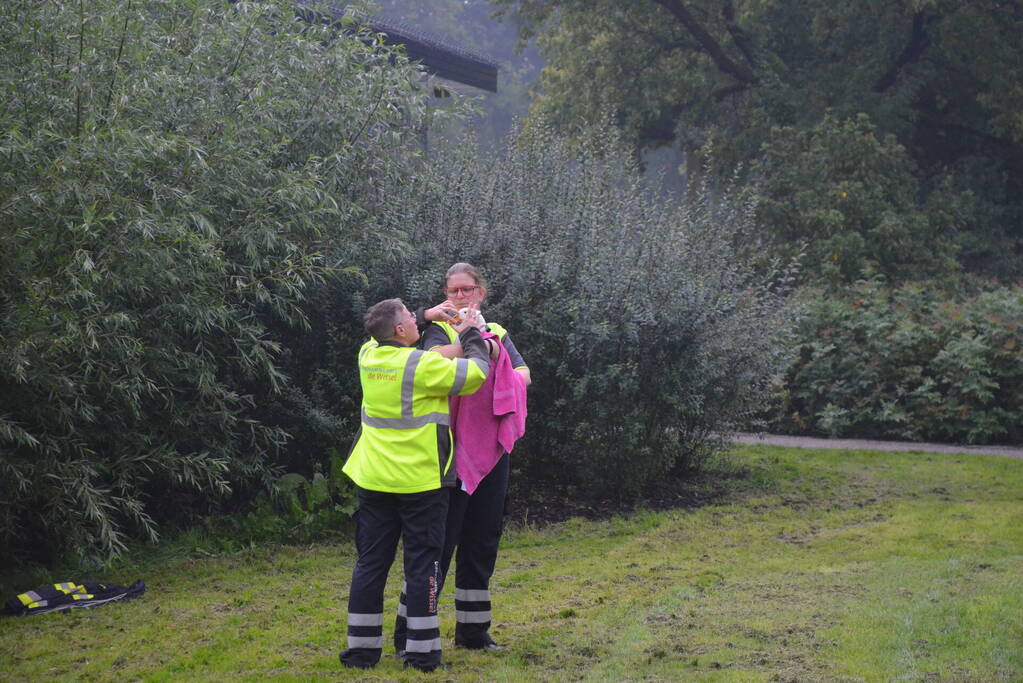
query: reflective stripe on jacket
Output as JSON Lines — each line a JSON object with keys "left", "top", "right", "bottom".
{"left": 428, "top": 321, "right": 528, "bottom": 370}
{"left": 343, "top": 340, "right": 489, "bottom": 493}
{"left": 433, "top": 320, "right": 508, "bottom": 344}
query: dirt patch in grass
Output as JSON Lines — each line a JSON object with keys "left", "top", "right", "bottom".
{"left": 507, "top": 461, "right": 751, "bottom": 527}
{"left": 505, "top": 445, "right": 911, "bottom": 528}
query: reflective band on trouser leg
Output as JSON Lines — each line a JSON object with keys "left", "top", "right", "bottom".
{"left": 456, "top": 609, "right": 492, "bottom": 623}
{"left": 455, "top": 587, "right": 492, "bottom": 624}
{"left": 341, "top": 488, "right": 402, "bottom": 670}
{"left": 455, "top": 586, "right": 492, "bottom": 644}
{"left": 453, "top": 453, "right": 508, "bottom": 648}
{"left": 404, "top": 587, "right": 442, "bottom": 662}
{"left": 405, "top": 614, "right": 441, "bottom": 654}
{"left": 399, "top": 490, "right": 447, "bottom": 670}
{"left": 347, "top": 612, "right": 384, "bottom": 650}
{"left": 406, "top": 637, "right": 442, "bottom": 653}
{"left": 393, "top": 584, "right": 408, "bottom": 653}
{"left": 456, "top": 588, "right": 491, "bottom": 602}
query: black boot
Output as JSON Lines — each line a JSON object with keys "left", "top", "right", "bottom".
{"left": 339, "top": 648, "right": 378, "bottom": 669}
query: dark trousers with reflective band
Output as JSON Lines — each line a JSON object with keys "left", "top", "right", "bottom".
{"left": 395, "top": 453, "right": 509, "bottom": 650}
{"left": 341, "top": 487, "right": 447, "bottom": 670}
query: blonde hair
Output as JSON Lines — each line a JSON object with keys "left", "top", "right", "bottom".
{"left": 445, "top": 262, "right": 487, "bottom": 289}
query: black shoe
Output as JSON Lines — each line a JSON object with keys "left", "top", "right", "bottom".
{"left": 457, "top": 636, "right": 505, "bottom": 651}
{"left": 403, "top": 660, "right": 450, "bottom": 673}
{"left": 338, "top": 651, "right": 375, "bottom": 669}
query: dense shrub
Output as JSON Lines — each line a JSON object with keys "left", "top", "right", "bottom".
{"left": 770, "top": 281, "right": 1023, "bottom": 444}
{"left": 203, "top": 448, "right": 359, "bottom": 548}
{"left": 373, "top": 124, "right": 800, "bottom": 500}
{"left": 0, "top": 0, "right": 432, "bottom": 564}
{"left": 756, "top": 113, "right": 966, "bottom": 287}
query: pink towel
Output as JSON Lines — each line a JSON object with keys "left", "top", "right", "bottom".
{"left": 450, "top": 332, "right": 527, "bottom": 495}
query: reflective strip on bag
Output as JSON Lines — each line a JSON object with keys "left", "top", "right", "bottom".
{"left": 18, "top": 591, "right": 42, "bottom": 607}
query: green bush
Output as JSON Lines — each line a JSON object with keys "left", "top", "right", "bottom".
{"left": 207, "top": 447, "right": 358, "bottom": 547}
{"left": 756, "top": 113, "right": 966, "bottom": 287}
{"left": 771, "top": 281, "right": 1023, "bottom": 444}
{"left": 0, "top": 0, "right": 432, "bottom": 564}
{"left": 374, "top": 123, "right": 799, "bottom": 500}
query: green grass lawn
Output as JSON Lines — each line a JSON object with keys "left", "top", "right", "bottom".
{"left": 2, "top": 445, "right": 1021, "bottom": 681}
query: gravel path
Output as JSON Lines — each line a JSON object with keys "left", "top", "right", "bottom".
{"left": 734, "top": 433, "right": 1023, "bottom": 459}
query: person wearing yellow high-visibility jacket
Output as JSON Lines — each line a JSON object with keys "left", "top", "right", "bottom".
{"left": 393, "top": 263, "right": 529, "bottom": 654}
{"left": 339, "top": 298, "right": 492, "bottom": 674}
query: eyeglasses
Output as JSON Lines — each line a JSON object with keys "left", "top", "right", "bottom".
{"left": 444, "top": 286, "right": 479, "bottom": 297}
{"left": 396, "top": 309, "right": 415, "bottom": 329}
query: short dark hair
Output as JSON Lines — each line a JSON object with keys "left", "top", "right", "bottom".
{"left": 364, "top": 298, "right": 404, "bottom": 342}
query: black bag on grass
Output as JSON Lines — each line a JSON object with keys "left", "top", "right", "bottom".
{"left": 2, "top": 580, "right": 145, "bottom": 616}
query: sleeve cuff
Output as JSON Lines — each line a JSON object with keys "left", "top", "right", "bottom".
{"left": 414, "top": 307, "right": 429, "bottom": 330}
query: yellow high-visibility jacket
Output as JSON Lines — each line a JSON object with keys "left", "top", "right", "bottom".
{"left": 426, "top": 321, "right": 529, "bottom": 371}
{"left": 343, "top": 332, "right": 489, "bottom": 493}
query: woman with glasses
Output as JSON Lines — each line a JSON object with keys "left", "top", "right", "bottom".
{"left": 396, "top": 262, "right": 530, "bottom": 654}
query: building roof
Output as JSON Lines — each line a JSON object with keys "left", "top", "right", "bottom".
{"left": 298, "top": 2, "right": 499, "bottom": 94}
